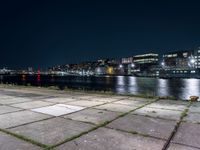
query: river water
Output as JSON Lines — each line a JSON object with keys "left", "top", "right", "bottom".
{"left": 1, "top": 75, "right": 200, "bottom": 100}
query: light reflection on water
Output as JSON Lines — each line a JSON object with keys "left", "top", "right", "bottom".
{"left": 3, "top": 75, "right": 200, "bottom": 100}
{"left": 182, "top": 79, "right": 200, "bottom": 100}
{"left": 128, "top": 76, "right": 138, "bottom": 93}
{"left": 157, "top": 79, "right": 169, "bottom": 97}
{"left": 115, "top": 76, "right": 200, "bottom": 100}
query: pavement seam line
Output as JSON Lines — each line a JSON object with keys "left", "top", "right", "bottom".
{"left": 162, "top": 101, "right": 192, "bottom": 150}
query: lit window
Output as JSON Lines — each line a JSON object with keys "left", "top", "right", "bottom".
{"left": 183, "top": 52, "right": 188, "bottom": 57}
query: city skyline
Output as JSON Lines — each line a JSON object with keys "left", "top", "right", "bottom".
{"left": 1, "top": 0, "right": 200, "bottom": 69}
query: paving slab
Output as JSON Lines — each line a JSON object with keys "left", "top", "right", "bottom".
{"left": 90, "top": 97, "right": 120, "bottom": 102}
{"left": 0, "top": 96, "right": 15, "bottom": 99}
{"left": 0, "top": 110, "right": 52, "bottom": 129}
{"left": 73, "top": 95, "right": 99, "bottom": 100}
{"left": 147, "top": 102, "right": 187, "bottom": 111}
{"left": 42, "top": 97, "right": 77, "bottom": 103}
{"left": 183, "top": 112, "right": 200, "bottom": 123}
{"left": 191, "top": 102, "right": 200, "bottom": 107}
{"left": 107, "top": 114, "right": 176, "bottom": 140}
{"left": 172, "top": 122, "right": 200, "bottom": 148}
{"left": 0, "top": 131, "right": 42, "bottom": 150}
{"left": 0, "top": 97, "right": 32, "bottom": 105}
{"left": 128, "top": 97, "right": 155, "bottom": 102}
{"left": 32, "top": 104, "right": 85, "bottom": 116}
{"left": 0, "top": 105, "right": 22, "bottom": 114}
{"left": 66, "top": 100, "right": 106, "bottom": 107}
{"left": 11, "top": 101, "right": 54, "bottom": 109}
{"left": 95, "top": 103, "right": 138, "bottom": 113}
{"left": 114, "top": 100, "right": 148, "bottom": 107}
{"left": 188, "top": 105, "right": 200, "bottom": 113}
{"left": 168, "top": 143, "right": 200, "bottom": 150}
{"left": 101, "top": 95, "right": 129, "bottom": 100}
{"left": 63, "top": 108, "right": 121, "bottom": 125}
{"left": 10, "top": 117, "right": 95, "bottom": 145}
{"left": 158, "top": 99, "right": 188, "bottom": 105}
{"left": 132, "top": 107, "right": 182, "bottom": 120}
{"left": 55, "top": 127, "right": 165, "bottom": 150}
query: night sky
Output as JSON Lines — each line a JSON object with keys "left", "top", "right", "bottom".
{"left": 1, "top": 0, "right": 200, "bottom": 69}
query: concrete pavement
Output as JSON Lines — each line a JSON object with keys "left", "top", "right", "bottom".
{"left": 0, "top": 86, "right": 199, "bottom": 150}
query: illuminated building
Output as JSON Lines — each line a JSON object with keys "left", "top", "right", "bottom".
{"left": 160, "top": 49, "right": 200, "bottom": 78}
{"left": 121, "top": 57, "right": 133, "bottom": 64}
{"left": 106, "top": 66, "right": 114, "bottom": 75}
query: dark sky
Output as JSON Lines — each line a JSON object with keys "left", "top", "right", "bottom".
{"left": 1, "top": 0, "right": 200, "bottom": 69}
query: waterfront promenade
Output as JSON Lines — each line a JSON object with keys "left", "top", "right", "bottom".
{"left": 0, "top": 85, "right": 199, "bottom": 150}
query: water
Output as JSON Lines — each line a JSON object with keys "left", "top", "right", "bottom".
{"left": 1, "top": 75, "right": 200, "bottom": 100}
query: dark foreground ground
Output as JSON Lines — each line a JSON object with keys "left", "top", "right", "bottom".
{"left": 0, "top": 85, "right": 199, "bottom": 150}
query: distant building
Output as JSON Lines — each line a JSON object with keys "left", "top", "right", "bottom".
{"left": 162, "top": 50, "right": 193, "bottom": 69}
{"left": 194, "top": 47, "right": 200, "bottom": 69}
{"left": 132, "top": 53, "right": 159, "bottom": 76}
{"left": 121, "top": 57, "right": 133, "bottom": 64}
{"left": 160, "top": 49, "right": 199, "bottom": 78}
{"left": 132, "top": 53, "right": 159, "bottom": 65}
{"left": 94, "top": 66, "right": 107, "bottom": 75}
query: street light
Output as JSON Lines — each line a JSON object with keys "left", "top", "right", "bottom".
{"left": 190, "top": 58, "right": 195, "bottom": 64}
{"left": 161, "top": 62, "right": 165, "bottom": 67}
{"left": 131, "top": 63, "right": 135, "bottom": 68}
{"left": 119, "top": 64, "right": 123, "bottom": 68}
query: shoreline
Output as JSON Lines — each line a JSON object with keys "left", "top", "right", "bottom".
{"left": 1, "top": 73, "right": 200, "bottom": 79}
{"left": 0, "top": 83, "right": 180, "bottom": 101}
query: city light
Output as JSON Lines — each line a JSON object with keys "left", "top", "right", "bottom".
{"left": 119, "top": 64, "right": 123, "bottom": 68}
{"left": 161, "top": 61, "right": 165, "bottom": 66}
{"left": 107, "top": 67, "right": 114, "bottom": 75}
{"left": 190, "top": 58, "right": 196, "bottom": 64}
{"left": 131, "top": 63, "right": 135, "bottom": 67}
